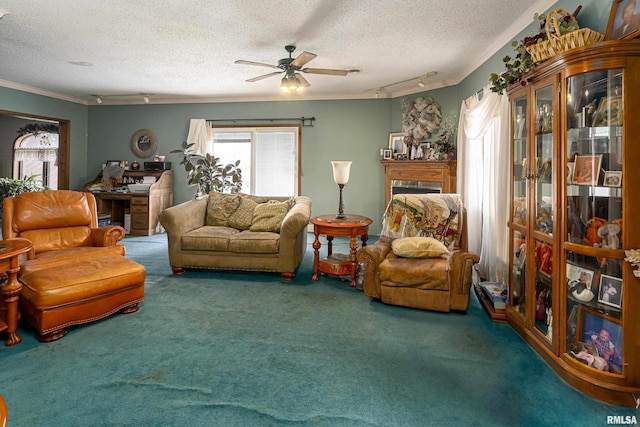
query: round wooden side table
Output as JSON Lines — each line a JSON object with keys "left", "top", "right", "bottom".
{"left": 0, "top": 238, "right": 33, "bottom": 346}
{"left": 310, "top": 214, "right": 373, "bottom": 288}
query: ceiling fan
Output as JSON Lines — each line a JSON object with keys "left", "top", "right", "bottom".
{"left": 235, "top": 45, "right": 356, "bottom": 92}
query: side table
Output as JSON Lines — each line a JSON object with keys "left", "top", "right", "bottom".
{"left": 0, "top": 238, "right": 33, "bottom": 346}
{"left": 310, "top": 214, "right": 373, "bottom": 288}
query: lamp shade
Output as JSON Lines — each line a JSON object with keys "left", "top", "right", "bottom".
{"left": 331, "top": 161, "right": 352, "bottom": 185}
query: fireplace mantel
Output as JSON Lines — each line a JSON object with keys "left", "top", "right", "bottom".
{"left": 381, "top": 160, "right": 457, "bottom": 206}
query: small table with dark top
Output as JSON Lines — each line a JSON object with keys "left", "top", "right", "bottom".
{"left": 0, "top": 238, "right": 33, "bottom": 346}
{"left": 311, "top": 214, "right": 373, "bottom": 288}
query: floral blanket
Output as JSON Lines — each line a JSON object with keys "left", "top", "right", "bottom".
{"left": 381, "top": 193, "right": 462, "bottom": 248}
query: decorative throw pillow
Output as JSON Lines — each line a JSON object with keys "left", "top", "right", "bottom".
{"left": 391, "top": 236, "right": 448, "bottom": 258}
{"left": 206, "top": 193, "right": 242, "bottom": 226}
{"left": 250, "top": 200, "right": 290, "bottom": 232}
{"left": 227, "top": 198, "right": 258, "bottom": 230}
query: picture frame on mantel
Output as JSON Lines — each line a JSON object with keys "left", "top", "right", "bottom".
{"left": 388, "top": 132, "right": 407, "bottom": 156}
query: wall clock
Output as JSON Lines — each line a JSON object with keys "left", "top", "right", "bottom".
{"left": 130, "top": 129, "right": 158, "bottom": 158}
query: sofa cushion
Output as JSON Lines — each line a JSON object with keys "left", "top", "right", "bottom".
{"left": 379, "top": 252, "right": 450, "bottom": 290}
{"left": 227, "top": 198, "right": 258, "bottom": 230}
{"left": 206, "top": 193, "right": 242, "bottom": 226}
{"left": 182, "top": 226, "right": 239, "bottom": 251}
{"left": 250, "top": 200, "right": 290, "bottom": 232}
{"left": 391, "top": 237, "right": 448, "bottom": 258}
{"left": 229, "top": 230, "right": 280, "bottom": 253}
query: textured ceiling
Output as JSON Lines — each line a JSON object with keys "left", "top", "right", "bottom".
{"left": 0, "top": 0, "right": 555, "bottom": 105}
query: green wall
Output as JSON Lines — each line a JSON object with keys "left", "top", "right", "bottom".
{"left": 87, "top": 99, "right": 392, "bottom": 233}
{"left": 0, "top": 0, "right": 617, "bottom": 234}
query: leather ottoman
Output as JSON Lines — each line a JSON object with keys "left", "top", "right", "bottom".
{"left": 19, "top": 255, "right": 145, "bottom": 342}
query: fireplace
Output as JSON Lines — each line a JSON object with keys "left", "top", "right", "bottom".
{"left": 391, "top": 179, "right": 442, "bottom": 195}
{"left": 381, "top": 160, "right": 457, "bottom": 206}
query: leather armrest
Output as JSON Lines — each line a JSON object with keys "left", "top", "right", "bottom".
{"left": 448, "top": 249, "right": 480, "bottom": 296}
{"left": 356, "top": 240, "right": 393, "bottom": 299}
{"left": 90, "top": 226, "right": 125, "bottom": 246}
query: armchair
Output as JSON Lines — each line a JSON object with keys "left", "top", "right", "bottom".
{"left": 2, "top": 191, "right": 144, "bottom": 341}
{"left": 357, "top": 194, "right": 479, "bottom": 312}
{"left": 2, "top": 190, "right": 125, "bottom": 275}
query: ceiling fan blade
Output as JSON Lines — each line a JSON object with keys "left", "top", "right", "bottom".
{"left": 301, "top": 68, "right": 350, "bottom": 76}
{"left": 290, "top": 51, "right": 317, "bottom": 68}
{"left": 246, "top": 71, "right": 283, "bottom": 82}
{"left": 235, "top": 60, "right": 280, "bottom": 69}
{"left": 294, "top": 73, "right": 310, "bottom": 87}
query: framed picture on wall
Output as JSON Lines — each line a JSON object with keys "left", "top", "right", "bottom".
{"left": 388, "top": 132, "right": 407, "bottom": 156}
{"left": 606, "top": 0, "right": 640, "bottom": 40}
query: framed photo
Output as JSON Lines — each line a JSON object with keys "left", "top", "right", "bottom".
{"left": 388, "top": 132, "right": 407, "bottom": 156}
{"left": 571, "top": 154, "right": 602, "bottom": 186}
{"left": 598, "top": 275, "right": 623, "bottom": 309}
{"left": 593, "top": 96, "right": 623, "bottom": 127}
{"left": 382, "top": 149, "right": 393, "bottom": 160}
{"left": 606, "top": 0, "right": 640, "bottom": 40}
{"left": 603, "top": 170, "right": 622, "bottom": 187}
{"left": 577, "top": 307, "right": 623, "bottom": 373}
{"left": 566, "top": 263, "right": 597, "bottom": 304}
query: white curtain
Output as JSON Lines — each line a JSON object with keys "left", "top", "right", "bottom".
{"left": 456, "top": 86, "right": 510, "bottom": 284}
{"left": 186, "top": 119, "right": 212, "bottom": 155}
{"left": 14, "top": 148, "right": 58, "bottom": 162}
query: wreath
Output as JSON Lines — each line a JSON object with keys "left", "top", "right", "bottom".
{"left": 402, "top": 97, "right": 442, "bottom": 144}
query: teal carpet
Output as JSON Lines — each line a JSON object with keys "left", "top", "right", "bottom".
{"left": 1, "top": 234, "right": 637, "bottom": 426}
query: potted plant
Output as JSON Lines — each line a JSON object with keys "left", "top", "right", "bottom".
{"left": 0, "top": 175, "right": 48, "bottom": 232}
{"left": 171, "top": 141, "right": 243, "bottom": 197}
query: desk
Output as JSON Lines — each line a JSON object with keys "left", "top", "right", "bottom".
{"left": 311, "top": 214, "right": 372, "bottom": 288}
{"left": 0, "top": 238, "right": 33, "bottom": 346}
{"left": 84, "top": 170, "right": 173, "bottom": 235}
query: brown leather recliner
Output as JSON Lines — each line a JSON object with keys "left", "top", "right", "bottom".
{"left": 2, "top": 190, "right": 125, "bottom": 274}
{"left": 357, "top": 194, "right": 479, "bottom": 313}
{"left": 3, "top": 190, "right": 145, "bottom": 341}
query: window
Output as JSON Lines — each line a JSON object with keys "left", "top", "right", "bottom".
{"left": 211, "top": 126, "right": 300, "bottom": 196}
{"left": 13, "top": 132, "right": 59, "bottom": 189}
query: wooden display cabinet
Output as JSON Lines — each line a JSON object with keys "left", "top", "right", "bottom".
{"left": 506, "top": 40, "right": 640, "bottom": 406}
{"left": 84, "top": 170, "right": 173, "bottom": 236}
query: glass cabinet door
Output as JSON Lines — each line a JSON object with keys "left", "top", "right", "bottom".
{"left": 565, "top": 69, "right": 624, "bottom": 374}
{"left": 511, "top": 94, "right": 528, "bottom": 317}
{"left": 533, "top": 84, "right": 554, "bottom": 341}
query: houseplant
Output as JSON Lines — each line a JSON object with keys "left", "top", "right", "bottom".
{"left": 0, "top": 175, "right": 48, "bottom": 226}
{"left": 171, "top": 141, "right": 243, "bottom": 196}
{"left": 489, "top": 7, "right": 583, "bottom": 94}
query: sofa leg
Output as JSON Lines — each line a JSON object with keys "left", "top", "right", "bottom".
{"left": 39, "top": 329, "right": 67, "bottom": 342}
{"left": 172, "top": 267, "right": 186, "bottom": 275}
{"left": 120, "top": 303, "right": 139, "bottom": 314}
{"left": 280, "top": 272, "right": 295, "bottom": 281}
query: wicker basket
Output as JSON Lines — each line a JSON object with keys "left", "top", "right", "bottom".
{"left": 526, "top": 9, "right": 604, "bottom": 64}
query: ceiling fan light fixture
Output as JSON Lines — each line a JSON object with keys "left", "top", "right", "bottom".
{"left": 280, "top": 74, "right": 300, "bottom": 92}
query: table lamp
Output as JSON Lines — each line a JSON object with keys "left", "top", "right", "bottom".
{"left": 331, "top": 161, "right": 352, "bottom": 219}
